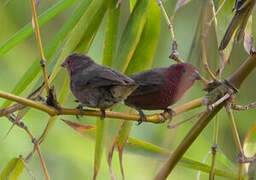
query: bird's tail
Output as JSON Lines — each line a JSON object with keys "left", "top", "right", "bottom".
{"left": 111, "top": 85, "right": 138, "bottom": 101}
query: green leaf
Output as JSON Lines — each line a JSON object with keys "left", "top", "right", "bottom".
{"left": 113, "top": 0, "right": 149, "bottom": 73}
{"left": 49, "top": 0, "right": 108, "bottom": 82}
{"left": 243, "top": 122, "right": 256, "bottom": 177}
{"left": 244, "top": 122, "right": 256, "bottom": 158}
{"left": 94, "top": 118, "right": 106, "bottom": 180}
{"left": 0, "top": 158, "right": 25, "bottom": 180}
{"left": 125, "top": 0, "right": 160, "bottom": 75}
{"left": 115, "top": 0, "right": 160, "bottom": 177}
{"left": 74, "top": 0, "right": 108, "bottom": 53}
{"left": 1, "top": 0, "right": 92, "bottom": 108}
{"left": 102, "top": 1, "right": 120, "bottom": 67}
{"left": 0, "top": 0, "right": 77, "bottom": 56}
{"left": 126, "top": 137, "right": 238, "bottom": 179}
{"left": 100, "top": 1, "right": 121, "bottom": 179}
{"left": 60, "top": 122, "right": 238, "bottom": 179}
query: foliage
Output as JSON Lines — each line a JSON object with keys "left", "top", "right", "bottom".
{"left": 1, "top": 0, "right": 256, "bottom": 179}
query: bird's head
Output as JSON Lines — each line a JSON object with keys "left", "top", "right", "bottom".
{"left": 166, "top": 63, "right": 201, "bottom": 82}
{"left": 165, "top": 63, "right": 201, "bottom": 93}
{"left": 61, "top": 53, "right": 94, "bottom": 75}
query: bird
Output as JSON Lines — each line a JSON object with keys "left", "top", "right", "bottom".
{"left": 219, "top": 0, "right": 256, "bottom": 50}
{"left": 61, "top": 53, "right": 138, "bottom": 119}
{"left": 124, "top": 63, "right": 201, "bottom": 124}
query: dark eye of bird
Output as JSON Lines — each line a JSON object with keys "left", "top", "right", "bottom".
{"left": 181, "top": 68, "right": 186, "bottom": 74}
{"left": 67, "top": 60, "right": 71, "bottom": 64}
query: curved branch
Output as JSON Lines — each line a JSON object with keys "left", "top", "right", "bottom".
{"left": 155, "top": 54, "right": 256, "bottom": 180}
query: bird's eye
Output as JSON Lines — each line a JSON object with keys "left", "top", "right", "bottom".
{"left": 181, "top": 68, "right": 186, "bottom": 74}
{"left": 67, "top": 60, "right": 71, "bottom": 64}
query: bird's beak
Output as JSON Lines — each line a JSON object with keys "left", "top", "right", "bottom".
{"left": 61, "top": 62, "right": 66, "bottom": 67}
{"left": 192, "top": 70, "right": 202, "bottom": 80}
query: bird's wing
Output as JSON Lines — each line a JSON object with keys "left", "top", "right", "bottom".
{"left": 72, "top": 65, "right": 135, "bottom": 88}
{"left": 128, "top": 68, "right": 167, "bottom": 96}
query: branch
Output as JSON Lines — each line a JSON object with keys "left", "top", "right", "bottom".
{"left": 0, "top": 89, "right": 203, "bottom": 123}
{"left": 154, "top": 54, "right": 256, "bottom": 180}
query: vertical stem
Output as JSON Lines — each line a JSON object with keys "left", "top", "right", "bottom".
{"left": 155, "top": 104, "right": 223, "bottom": 180}
{"left": 155, "top": 0, "right": 175, "bottom": 40}
{"left": 25, "top": 128, "right": 50, "bottom": 180}
{"left": 30, "top": 0, "right": 50, "bottom": 93}
{"left": 34, "top": 143, "right": 51, "bottom": 180}
{"left": 201, "top": 37, "right": 217, "bottom": 80}
{"left": 225, "top": 103, "right": 243, "bottom": 180}
{"left": 209, "top": 115, "right": 219, "bottom": 180}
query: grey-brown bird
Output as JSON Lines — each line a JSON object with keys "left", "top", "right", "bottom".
{"left": 61, "top": 53, "right": 137, "bottom": 119}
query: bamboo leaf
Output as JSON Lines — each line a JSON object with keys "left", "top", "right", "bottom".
{"left": 94, "top": 118, "right": 106, "bottom": 180}
{"left": 0, "top": 158, "right": 25, "bottom": 180}
{"left": 126, "top": 137, "right": 238, "bottom": 179}
{"left": 49, "top": 0, "right": 108, "bottom": 83}
{"left": 115, "top": 0, "right": 161, "bottom": 178}
{"left": 113, "top": 0, "right": 149, "bottom": 73}
{"left": 102, "top": 1, "right": 120, "bottom": 67}
{"left": 101, "top": 1, "right": 120, "bottom": 179}
{"left": 243, "top": 122, "right": 256, "bottom": 176}
{"left": 60, "top": 121, "right": 238, "bottom": 179}
{"left": 1, "top": 0, "right": 92, "bottom": 108}
{"left": 0, "top": 0, "right": 77, "bottom": 56}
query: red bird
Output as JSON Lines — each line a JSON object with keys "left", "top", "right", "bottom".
{"left": 124, "top": 63, "right": 201, "bottom": 124}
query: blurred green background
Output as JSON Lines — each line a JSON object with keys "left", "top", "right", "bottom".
{"left": 0, "top": 0, "right": 256, "bottom": 179}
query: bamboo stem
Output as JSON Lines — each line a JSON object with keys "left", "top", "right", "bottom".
{"left": 30, "top": 0, "right": 50, "bottom": 93}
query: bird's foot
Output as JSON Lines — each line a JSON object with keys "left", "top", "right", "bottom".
{"left": 161, "top": 108, "right": 175, "bottom": 128}
{"left": 100, "top": 109, "right": 106, "bottom": 120}
{"left": 76, "top": 104, "right": 86, "bottom": 119}
{"left": 137, "top": 110, "right": 146, "bottom": 125}
{"left": 238, "top": 152, "right": 256, "bottom": 163}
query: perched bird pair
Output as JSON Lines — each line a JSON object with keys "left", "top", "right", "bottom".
{"left": 61, "top": 53, "right": 201, "bottom": 124}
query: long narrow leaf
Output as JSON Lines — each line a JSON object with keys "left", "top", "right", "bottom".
{"left": 116, "top": 0, "right": 160, "bottom": 178}
{"left": 113, "top": 0, "right": 149, "bottom": 73}
{"left": 126, "top": 137, "right": 238, "bottom": 179}
{"left": 0, "top": 0, "right": 77, "bottom": 56}
{"left": 1, "top": 0, "right": 92, "bottom": 108}
{"left": 0, "top": 158, "right": 25, "bottom": 180}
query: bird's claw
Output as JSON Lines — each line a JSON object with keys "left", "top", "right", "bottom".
{"left": 100, "top": 109, "right": 106, "bottom": 120}
{"left": 76, "top": 104, "right": 86, "bottom": 119}
{"left": 163, "top": 108, "right": 175, "bottom": 128}
{"left": 137, "top": 111, "right": 146, "bottom": 125}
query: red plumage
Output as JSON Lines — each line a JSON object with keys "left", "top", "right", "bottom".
{"left": 125, "top": 63, "right": 201, "bottom": 124}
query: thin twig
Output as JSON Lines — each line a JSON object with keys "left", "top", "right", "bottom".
{"left": 19, "top": 155, "right": 36, "bottom": 180}
{"left": 155, "top": 0, "right": 175, "bottom": 40}
{"left": 30, "top": 0, "right": 50, "bottom": 93}
{"left": 209, "top": 0, "right": 227, "bottom": 26}
{"left": 232, "top": 101, "right": 256, "bottom": 110}
{"left": 6, "top": 115, "right": 50, "bottom": 180}
{"left": 196, "top": 151, "right": 211, "bottom": 180}
{"left": 225, "top": 102, "right": 243, "bottom": 180}
{"left": 209, "top": 115, "right": 219, "bottom": 180}
{"left": 201, "top": 38, "right": 217, "bottom": 81}
{"left": 167, "top": 110, "right": 205, "bottom": 129}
